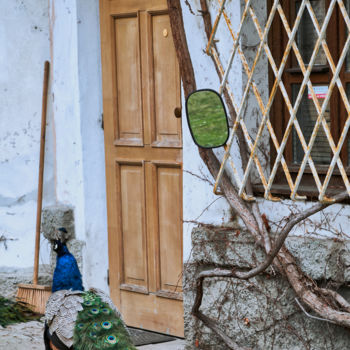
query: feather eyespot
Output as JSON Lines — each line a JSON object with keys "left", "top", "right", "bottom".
{"left": 105, "top": 335, "right": 119, "bottom": 345}
{"left": 77, "top": 323, "right": 84, "bottom": 329}
{"left": 102, "top": 308, "right": 111, "bottom": 314}
{"left": 92, "top": 322, "right": 100, "bottom": 330}
{"left": 101, "top": 321, "right": 112, "bottom": 329}
{"left": 84, "top": 300, "right": 92, "bottom": 306}
{"left": 90, "top": 308, "right": 100, "bottom": 315}
{"left": 89, "top": 331, "right": 98, "bottom": 339}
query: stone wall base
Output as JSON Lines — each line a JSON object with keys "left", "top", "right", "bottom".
{"left": 184, "top": 226, "right": 350, "bottom": 349}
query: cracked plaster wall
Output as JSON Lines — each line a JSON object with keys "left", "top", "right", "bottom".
{"left": 0, "top": 0, "right": 53, "bottom": 270}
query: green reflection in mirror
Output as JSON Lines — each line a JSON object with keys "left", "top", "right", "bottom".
{"left": 186, "top": 89, "right": 229, "bottom": 148}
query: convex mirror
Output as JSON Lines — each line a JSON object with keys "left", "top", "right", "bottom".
{"left": 185, "top": 89, "right": 229, "bottom": 148}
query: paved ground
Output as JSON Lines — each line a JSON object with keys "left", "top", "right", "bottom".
{"left": 0, "top": 321, "right": 186, "bottom": 350}
{"left": 137, "top": 339, "right": 185, "bottom": 350}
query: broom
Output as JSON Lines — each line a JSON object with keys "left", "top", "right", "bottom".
{"left": 16, "top": 61, "right": 51, "bottom": 314}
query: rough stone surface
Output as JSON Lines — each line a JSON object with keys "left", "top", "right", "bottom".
{"left": 41, "top": 205, "right": 84, "bottom": 278}
{"left": 41, "top": 206, "right": 75, "bottom": 242}
{"left": 0, "top": 265, "right": 52, "bottom": 300}
{"left": 184, "top": 226, "right": 350, "bottom": 350}
{"left": 191, "top": 226, "right": 350, "bottom": 282}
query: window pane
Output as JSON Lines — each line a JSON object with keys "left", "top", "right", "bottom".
{"left": 292, "top": 84, "right": 331, "bottom": 164}
{"left": 296, "top": 0, "right": 327, "bottom": 66}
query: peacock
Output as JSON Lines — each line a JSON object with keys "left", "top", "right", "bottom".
{"left": 51, "top": 233, "right": 84, "bottom": 293}
{"left": 44, "top": 229, "right": 137, "bottom": 350}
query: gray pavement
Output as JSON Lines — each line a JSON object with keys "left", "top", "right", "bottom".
{"left": 0, "top": 321, "right": 185, "bottom": 350}
{"left": 138, "top": 339, "right": 185, "bottom": 349}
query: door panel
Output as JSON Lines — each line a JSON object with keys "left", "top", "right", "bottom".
{"left": 151, "top": 15, "right": 181, "bottom": 147}
{"left": 100, "top": 0, "right": 183, "bottom": 337}
{"left": 114, "top": 16, "right": 143, "bottom": 146}
{"left": 156, "top": 165, "right": 182, "bottom": 295}
{"left": 118, "top": 163, "right": 148, "bottom": 290}
{"left": 121, "top": 292, "right": 184, "bottom": 335}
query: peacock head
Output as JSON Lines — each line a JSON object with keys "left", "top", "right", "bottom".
{"left": 53, "top": 236, "right": 69, "bottom": 256}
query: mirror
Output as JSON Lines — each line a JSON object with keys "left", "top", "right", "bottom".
{"left": 185, "top": 89, "right": 229, "bottom": 148}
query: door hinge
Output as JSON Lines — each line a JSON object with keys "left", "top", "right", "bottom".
{"left": 107, "top": 269, "right": 110, "bottom": 286}
{"left": 101, "top": 113, "right": 104, "bottom": 130}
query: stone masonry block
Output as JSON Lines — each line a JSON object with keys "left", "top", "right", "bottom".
{"left": 184, "top": 226, "right": 350, "bottom": 349}
{"left": 41, "top": 205, "right": 75, "bottom": 242}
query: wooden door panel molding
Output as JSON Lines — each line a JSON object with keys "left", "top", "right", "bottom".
{"left": 121, "top": 292, "right": 184, "bottom": 337}
{"left": 157, "top": 166, "right": 182, "bottom": 292}
{"left": 113, "top": 14, "right": 144, "bottom": 147}
{"left": 109, "top": 0, "right": 167, "bottom": 15}
{"left": 108, "top": 146, "right": 182, "bottom": 163}
{"left": 150, "top": 13, "right": 182, "bottom": 148}
{"left": 116, "top": 161, "right": 149, "bottom": 291}
{"left": 156, "top": 289, "right": 183, "bottom": 301}
{"left": 150, "top": 162, "right": 183, "bottom": 297}
{"left": 144, "top": 160, "right": 183, "bottom": 298}
{"left": 120, "top": 283, "right": 149, "bottom": 295}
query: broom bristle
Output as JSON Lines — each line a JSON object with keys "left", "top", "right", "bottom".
{"left": 16, "top": 284, "right": 51, "bottom": 314}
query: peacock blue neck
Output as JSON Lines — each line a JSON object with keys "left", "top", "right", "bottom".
{"left": 56, "top": 244, "right": 70, "bottom": 257}
{"left": 52, "top": 243, "right": 84, "bottom": 292}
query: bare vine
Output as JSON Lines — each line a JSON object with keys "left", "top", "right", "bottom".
{"left": 167, "top": 0, "right": 350, "bottom": 348}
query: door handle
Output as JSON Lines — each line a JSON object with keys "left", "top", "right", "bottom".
{"left": 174, "top": 107, "right": 182, "bottom": 118}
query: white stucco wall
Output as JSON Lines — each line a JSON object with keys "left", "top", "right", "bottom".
{"left": 181, "top": 0, "right": 242, "bottom": 260}
{"left": 48, "top": 0, "right": 108, "bottom": 292}
{"left": 0, "top": 0, "right": 53, "bottom": 269}
{"left": 76, "top": 0, "right": 108, "bottom": 292}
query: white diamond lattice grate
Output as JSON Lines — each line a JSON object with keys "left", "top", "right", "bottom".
{"left": 208, "top": 0, "right": 350, "bottom": 203}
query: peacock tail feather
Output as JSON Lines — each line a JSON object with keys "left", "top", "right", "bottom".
{"left": 45, "top": 289, "right": 136, "bottom": 349}
{"left": 73, "top": 291, "right": 137, "bottom": 350}
{"left": 0, "top": 296, "right": 41, "bottom": 327}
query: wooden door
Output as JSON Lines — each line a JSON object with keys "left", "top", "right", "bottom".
{"left": 99, "top": 0, "right": 183, "bottom": 337}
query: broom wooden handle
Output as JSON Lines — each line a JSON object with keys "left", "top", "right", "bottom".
{"left": 33, "top": 61, "right": 50, "bottom": 285}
